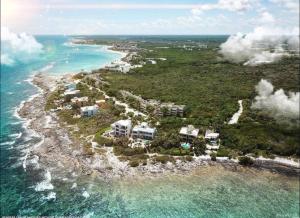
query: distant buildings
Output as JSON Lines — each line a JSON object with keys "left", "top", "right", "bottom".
{"left": 71, "top": 96, "right": 89, "bottom": 107}
{"left": 80, "top": 105, "right": 99, "bottom": 117}
{"left": 157, "top": 103, "right": 185, "bottom": 117}
{"left": 64, "top": 90, "right": 80, "bottom": 101}
{"left": 111, "top": 119, "right": 132, "bottom": 137}
{"left": 179, "top": 125, "right": 199, "bottom": 143}
{"left": 64, "top": 83, "right": 76, "bottom": 91}
{"left": 132, "top": 122, "right": 156, "bottom": 140}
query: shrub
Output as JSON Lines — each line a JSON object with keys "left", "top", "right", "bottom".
{"left": 153, "top": 155, "right": 174, "bottom": 164}
{"left": 185, "top": 155, "right": 194, "bottom": 162}
{"left": 94, "top": 135, "right": 113, "bottom": 146}
{"left": 210, "top": 153, "right": 217, "bottom": 161}
{"left": 238, "top": 156, "right": 254, "bottom": 166}
{"left": 129, "top": 159, "right": 139, "bottom": 167}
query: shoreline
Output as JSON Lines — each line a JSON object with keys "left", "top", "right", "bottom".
{"left": 17, "top": 72, "right": 300, "bottom": 180}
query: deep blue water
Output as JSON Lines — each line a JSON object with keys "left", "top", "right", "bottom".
{"left": 0, "top": 35, "right": 121, "bottom": 216}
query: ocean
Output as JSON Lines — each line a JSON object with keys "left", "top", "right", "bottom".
{"left": 0, "top": 35, "right": 299, "bottom": 217}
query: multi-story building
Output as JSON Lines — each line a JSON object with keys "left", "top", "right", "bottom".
{"left": 156, "top": 103, "right": 186, "bottom": 117}
{"left": 80, "top": 105, "right": 99, "bottom": 117}
{"left": 64, "top": 90, "right": 80, "bottom": 101}
{"left": 179, "top": 125, "right": 199, "bottom": 143}
{"left": 111, "top": 119, "right": 132, "bottom": 137}
{"left": 205, "top": 130, "right": 219, "bottom": 145}
{"left": 71, "top": 96, "right": 89, "bottom": 107}
{"left": 132, "top": 122, "right": 156, "bottom": 140}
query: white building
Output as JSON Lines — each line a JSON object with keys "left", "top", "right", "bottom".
{"left": 64, "top": 89, "right": 80, "bottom": 101}
{"left": 80, "top": 105, "right": 99, "bottom": 117}
{"left": 132, "top": 122, "right": 156, "bottom": 140}
{"left": 64, "top": 83, "right": 76, "bottom": 91}
{"left": 179, "top": 125, "right": 199, "bottom": 143}
{"left": 111, "top": 119, "right": 132, "bottom": 137}
{"left": 205, "top": 129, "right": 219, "bottom": 145}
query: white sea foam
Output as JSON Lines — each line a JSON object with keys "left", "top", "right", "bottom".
{"left": 0, "top": 140, "right": 16, "bottom": 146}
{"left": 82, "top": 190, "right": 90, "bottom": 198}
{"left": 43, "top": 192, "right": 56, "bottom": 201}
{"left": 9, "top": 132, "right": 22, "bottom": 139}
{"left": 35, "top": 170, "right": 54, "bottom": 192}
{"left": 22, "top": 150, "right": 30, "bottom": 171}
{"left": 71, "top": 183, "right": 77, "bottom": 189}
{"left": 83, "top": 212, "right": 94, "bottom": 218}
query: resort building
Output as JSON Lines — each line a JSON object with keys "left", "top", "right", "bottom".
{"left": 179, "top": 125, "right": 199, "bottom": 143}
{"left": 156, "top": 103, "right": 186, "bottom": 117}
{"left": 71, "top": 96, "right": 89, "bottom": 107}
{"left": 111, "top": 119, "right": 132, "bottom": 137}
{"left": 205, "top": 130, "right": 220, "bottom": 145}
{"left": 64, "top": 83, "right": 76, "bottom": 91}
{"left": 80, "top": 105, "right": 99, "bottom": 117}
{"left": 132, "top": 122, "right": 156, "bottom": 140}
{"left": 64, "top": 90, "right": 80, "bottom": 101}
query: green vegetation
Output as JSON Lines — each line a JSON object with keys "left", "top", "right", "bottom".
{"left": 45, "top": 89, "right": 62, "bottom": 111}
{"left": 98, "top": 40, "right": 299, "bottom": 157}
{"left": 153, "top": 155, "right": 175, "bottom": 164}
{"left": 238, "top": 156, "right": 254, "bottom": 166}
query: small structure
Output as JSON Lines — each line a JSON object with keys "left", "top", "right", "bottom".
{"left": 71, "top": 96, "right": 89, "bottom": 107}
{"left": 64, "top": 89, "right": 80, "bottom": 101}
{"left": 111, "top": 119, "right": 132, "bottom": 137}
{"left": 179, "top": 125, "right": 199, "bottom": 143}
{"left": 80, "top": 105, "right": 99, "bottom": 117}
{"left": 205, "top": 129, "right": 220, "bottom": 145}
{"left": 95, "top": 99, "right": 106, "bottom": 105}
{"left": 132, "top": 122, "right": 156, "bottom": 140}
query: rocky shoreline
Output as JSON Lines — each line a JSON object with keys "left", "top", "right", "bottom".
{"left": 18, "top": 73, "right": 300, "bottom": 182}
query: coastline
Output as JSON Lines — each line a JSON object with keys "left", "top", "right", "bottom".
{"left": 17, "top": 72, "right": 300, "bottom": 180}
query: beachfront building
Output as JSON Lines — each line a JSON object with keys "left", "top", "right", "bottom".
{"left": 205, "top": 129, "right": 220, "bottom": 145}
{"left": 156, "top": 103, "right": 186, "bottom": 117}
{"left": 111, "top": 119, "right": 132, "bottom": 137}
{"left": 179, "top": 125, "right": 199, "bottom": 143}
{"left": 71, "top": 96, "right": 89, "bottom": 107}
{"left": 132, "top": 122, "right": 156, "bottom": 140}
{"left": 64, "top": 83, "right": 76, "bottom": 91}
{"left": 80, "top": 105, "right": 99, "bottom": 117}
{"left": 64, "top": 89, "right": 80, "bottom": 101}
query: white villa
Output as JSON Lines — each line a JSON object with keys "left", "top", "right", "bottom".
{"left": 205, "top": 129, "right": 220, "bottom": 145}
{"left": 179, "top": 125, "right": 199, "bottom": 143}
{"left": 111, "top": 119, "right": 132, "bottom": 137}
{"left": 80, "top": 105, "right": 99, "bottom": 117}
{"left": 64, "top": 89, "right": 80, "bottom": 100}
{"left": 71, "top": 96, "right": 89, "bottom": 107}
{"left": 64, "top": 83, "right": 76, "bottom": 91}
{"left": 132, "top": 122, "right": 156, "bottom": 140}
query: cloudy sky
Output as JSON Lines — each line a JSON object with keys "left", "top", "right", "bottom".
{"left": 1, "top": 0, "right": 299, "bottom": 35}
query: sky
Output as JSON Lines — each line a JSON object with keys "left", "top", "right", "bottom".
{"left": 0, "top": 0, "right": 299, "bottom": 35}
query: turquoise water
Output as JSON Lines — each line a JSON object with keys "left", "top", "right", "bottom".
{"left": 0, "top": 36, "right": 299, "bottom": 217}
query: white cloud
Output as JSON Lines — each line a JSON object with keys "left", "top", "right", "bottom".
{"left": 1, "top": 26, "right": 43, "bottom": 66}
{"left": 252, "top": 79, "right": 300, "bottom": 122}
{"left": 218, "top": 0, "right": 254, "bottom": 11}
{"left": 219, "top": 26, "right": 299, "bottom": 65}
{"left": 259, "top": 11, "right": 276, "bottom": 23}
{"left": 270, "top": 0, "right": 299, "bottom": 13}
